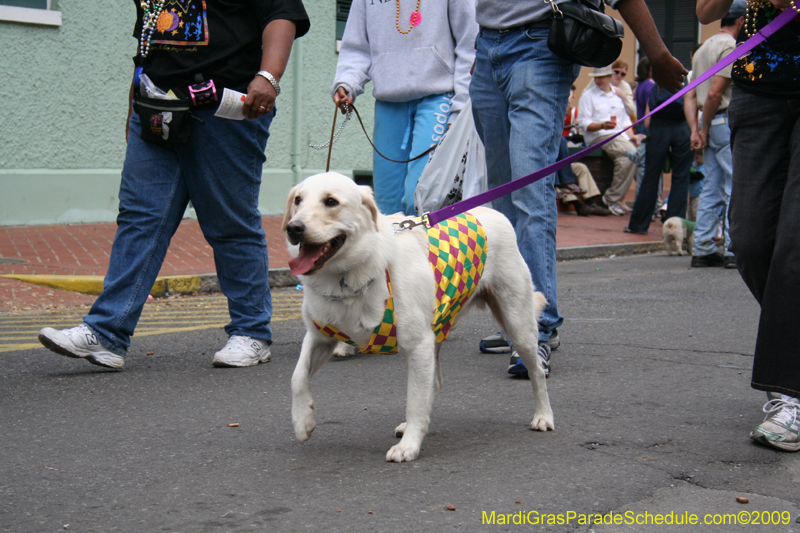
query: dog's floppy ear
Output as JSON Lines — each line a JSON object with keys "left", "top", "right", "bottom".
{"left": 359, "top": 185, "right": 380, "bottom": 231}
{"left": 281, "top": 185, "right": 298, "bottom": 232}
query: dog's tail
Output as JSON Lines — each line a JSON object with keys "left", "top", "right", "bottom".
{"left": 533, "top": 292, "right": 548, "bottom": 321}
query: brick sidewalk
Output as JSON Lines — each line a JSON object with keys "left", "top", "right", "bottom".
{"left": 0, "top": 217, "right": 293, "bottom": 312}
{"left": 0, "top": 206, "right": 662, "bottom": 313}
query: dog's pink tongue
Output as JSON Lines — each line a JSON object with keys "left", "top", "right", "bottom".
{"left": 289, "top": 244, "right": 325, "bottom": 276}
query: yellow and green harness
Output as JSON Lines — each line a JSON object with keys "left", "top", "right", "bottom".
{"left": 313, "top": 212, "right": 487, "bottom": 354}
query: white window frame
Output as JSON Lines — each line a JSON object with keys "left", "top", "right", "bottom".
{"left": 0, "top": 0, "right": 62, "bottom": 27}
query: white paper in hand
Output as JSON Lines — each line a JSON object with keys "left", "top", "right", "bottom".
{"left": 214, "top": 88, "right": 247, "bottom": 120}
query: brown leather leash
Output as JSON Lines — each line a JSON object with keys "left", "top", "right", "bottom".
{"left": 325, "top": 103, "right": 438, "bottom": 172}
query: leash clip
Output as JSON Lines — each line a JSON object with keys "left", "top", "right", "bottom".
{"left": 392, "top": 214, "right": 431, "bottom": 233}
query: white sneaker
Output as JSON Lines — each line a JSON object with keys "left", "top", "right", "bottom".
{"left": 38, "top": 324, "right": 124, "bottom": 369}
{"left": 607, "top": 203, "right": 626, "bottom": 216}
{"left": 750, "top": 393, "right": 800, "bottom": 452}
{"left": 212, "top": 335, "right": 271, "bottom": 367}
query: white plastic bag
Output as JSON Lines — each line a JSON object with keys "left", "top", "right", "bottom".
{"left": 414, "top": 102, "right": 487, "bottom": 215}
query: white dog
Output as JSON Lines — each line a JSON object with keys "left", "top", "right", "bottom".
{"left": 662, "top": 216, "right": 695, "bottom": 256}
{"left": 283, "top": 172, "right": 553, "bottom": 462}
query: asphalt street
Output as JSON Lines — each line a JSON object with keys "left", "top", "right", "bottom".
{"left": 2, "top": 254, "right": 799, "bottom": 532}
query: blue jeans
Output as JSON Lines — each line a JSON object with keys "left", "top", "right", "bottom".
{"left": 84, "top": 107, "right": 275, "bottom": 356}
{"left": 694, "top": 115, "right": 733, "bottom": 256}
{"left": 469, "top": 26, "right": 579, "bottom": 341}
{"left": 373, "top": 94, "right": 453, "bottom": 216}
{"left": 628, "top": 120, "right": 692, "bottom": 233}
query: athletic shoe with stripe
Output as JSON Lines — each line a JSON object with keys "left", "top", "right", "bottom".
{"left": 212, "top": 335, "right": 271, "bottom": 367}
{"left": 507, "top": 342, "right": 551, "bottom": 379}
{"left": 479, "top": 331, "right": 512, "bottom": 353}
{"left": 750, "top": 393, "right": 800, "bottom": 452}
{"left": 38, "top": 324, "right": 124, "bottom": 370}
{"left": 481, "top": 329, "right": 560, "bottom": 353}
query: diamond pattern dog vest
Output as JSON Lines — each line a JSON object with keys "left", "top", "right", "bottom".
{"left": 313, "top": 212, "right": 487, "bottom": 353}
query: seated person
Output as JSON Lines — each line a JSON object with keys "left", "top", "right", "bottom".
{"left": 556, "top": 137, "right": 612, "bottom": 216}
{"left": 578, "top": 65, "right": 643, "bottom": 216}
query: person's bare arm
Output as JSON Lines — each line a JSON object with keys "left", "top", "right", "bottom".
{"left": 699, "top": 76, "right": 730, "bottom": 137}
{"left": 242, "top": 19, "right": 296, "bottom": 120}
{"left": 616, "top": 0, "right": 688, "bottom": 91}
{"left": 696, "top": 0, "right": 734, "bottom": 23}
{"left": 698, "top": 0, "right": 791, "bottom": 23}
{"left": 683, "top": 87, "right": 705, "bottom": 150}
{"left": 586, "top": 121, "right": 616, "bottom": 132}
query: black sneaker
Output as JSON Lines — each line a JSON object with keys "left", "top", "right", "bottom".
{"left": 548, "top": 329, "right": 560, "bottom": 351}
{"left": 479, "top": 331, "right": 511, "bottom": 353}
{"left": 623, "top": 226, "right": 648, "bottom": 235}
{"left": 724, "top": 255, "right": 737, "bottom": 269}
{"left": 508, "top": 343, "right": 551, "bottom": 379}
{"left": 691, "top": 252, "right": 725, "bottom": 267}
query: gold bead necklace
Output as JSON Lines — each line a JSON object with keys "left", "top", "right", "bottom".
{"left": 395, "top": 0, "right": 422, "bottom": 35}
{"left": 745, "top": 0, "right": 799, "bottom": 37}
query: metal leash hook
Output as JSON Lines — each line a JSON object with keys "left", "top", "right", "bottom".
{"left": 392, "top": 213, "right": 431, "bottom": 233}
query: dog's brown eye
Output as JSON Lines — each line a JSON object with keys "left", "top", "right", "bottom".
{"left": 294, "top": 196, "right": 302, "bottom": 205}
{"left": 325, "top": 197, "right": 339, "bottom": 207}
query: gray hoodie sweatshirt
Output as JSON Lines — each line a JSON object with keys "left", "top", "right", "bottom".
{"left": 332, "top": 0, "right": 478, "bottom": 119}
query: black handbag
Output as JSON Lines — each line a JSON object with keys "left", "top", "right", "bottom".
{"left": 546, "top": 0, "right": 624, "bottom": 68}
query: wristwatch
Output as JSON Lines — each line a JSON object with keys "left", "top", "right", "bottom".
{"left": 256, "top": 70, "right": 280, "bottom": 97}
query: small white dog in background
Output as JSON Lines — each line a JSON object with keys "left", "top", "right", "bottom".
{"left": 662, "top": 216, "right": 695, "bottom": 256}
{"left": 283, "top": 172, "right": 553, "bottom": 463}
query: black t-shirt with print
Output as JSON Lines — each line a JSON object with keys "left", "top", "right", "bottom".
{"left": 133, "top": 0, "right": 310, "bottom": 94}
{"left": 732, "top": 7, "right": 799, "bottom": 98}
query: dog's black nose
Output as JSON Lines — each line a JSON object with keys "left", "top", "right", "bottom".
{"left": 286, "top": 220, "right": 306, "bottom": 242}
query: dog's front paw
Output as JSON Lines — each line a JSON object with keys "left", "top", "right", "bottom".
{"left": 530, "top": 410, "right": 555, "bottom": 432}
{"left": 333, "top": 341, "right": 354, "bottom": 358}
{"left": 385, "top": 442, "right": 420, "bottom": 462}
{"left": 394, "top": 422, "right": 406, "bottom": 438}
{"left": 292, "top": 403, "right": 316, "bottom": 443}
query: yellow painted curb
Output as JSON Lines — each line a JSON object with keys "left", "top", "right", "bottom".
{"left": 2, "top": 274, "right": 207, "bottom": 297}
{"left": 2, "top": 274, "right": 106, "bottom": 295}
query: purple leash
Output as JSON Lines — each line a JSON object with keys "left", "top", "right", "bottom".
{"left": 425, "top": 7, "right": 798, "bottom": 227}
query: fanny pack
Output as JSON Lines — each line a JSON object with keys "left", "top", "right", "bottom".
{"left": 132, "top": 74, "right": 215, "bottom": 146}
{"left": 133, "top": 94, "right": 197, "bottom": 146}
{"left": 546, "top": 0, "right": 624, "bottom": 68}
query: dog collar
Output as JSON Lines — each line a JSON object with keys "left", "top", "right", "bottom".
{"left": 313, "top": 270, "right": 398, "bottom": 354}
{"left": 313, "top": 212, "right": 487, "bottom": 353}
{"left": 320, "top": 276, "right": 376, "bottom": 302}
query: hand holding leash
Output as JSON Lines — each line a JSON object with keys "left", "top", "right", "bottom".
{"left": 333, "top": 86, "right": 353, "bottom": 114}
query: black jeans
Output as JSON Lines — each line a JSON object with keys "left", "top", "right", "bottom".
{"left": 628, "top": 120, "right": 692, "bottom": 233}
{"left": 728, "top": 88, "right": 800, "bottom": 397}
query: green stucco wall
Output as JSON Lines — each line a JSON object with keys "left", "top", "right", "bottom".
{"left": 0, "top": 0, "right": 375, "bottom": 226}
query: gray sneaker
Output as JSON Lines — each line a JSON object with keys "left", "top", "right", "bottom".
{"left": 38, "top": 324, "right": 124, "bottom": 369}
{"left": 479, "top": 331, "right": 511, "bottom": 353}
{"left": 750, "top": 393, "right": 800, "bottom": 452}
{"left": 212, "top": 335, "right": 271, "bottom": 367}
{"left": 481, "top": 329, "right": 560, "bottom": 353}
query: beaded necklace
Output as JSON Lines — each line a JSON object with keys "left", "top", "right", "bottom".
{"left": 744, "top": 0, "right": 799, "bottom": 38}
{"left": 138, "top": 0, "right": 167, "bottom": 60}
{"left": 395, "top": 0, "right": 422, "bottom": 35}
